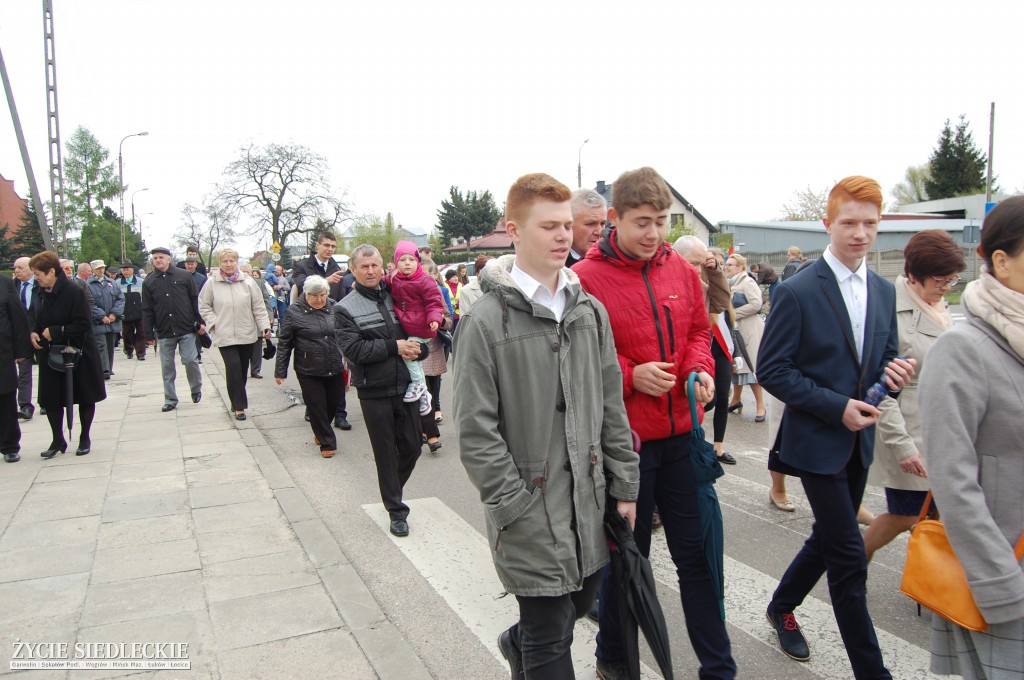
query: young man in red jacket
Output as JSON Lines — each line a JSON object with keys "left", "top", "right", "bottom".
{"left": 575, "top": 167, "right": 736, "bottom": 680}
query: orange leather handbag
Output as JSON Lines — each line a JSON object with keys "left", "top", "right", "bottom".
{"left": 900, "top": 490, "right": 1024, "bottom": 633}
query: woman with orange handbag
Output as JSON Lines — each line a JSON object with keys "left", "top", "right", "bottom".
{"left": 920, "top": 196, "right": 1024, "bottom": 678}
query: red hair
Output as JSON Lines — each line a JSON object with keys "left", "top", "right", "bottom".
{"left": 506, "top": 174, "right": 572, "bottom": 225}
{"left": 826, "top": 176, "right": 883, "bottom": 222}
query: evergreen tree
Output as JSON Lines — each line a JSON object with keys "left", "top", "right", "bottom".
{"left": 925, "top": 115, "right": 993, "bottom": 199}
{"left": 10, "top": 193, "right": 50, "bottom": 256}
{"left": 63, "top": 126, "right": 121, "bottom": 239}
{"left": 0, "top": 225, "right": 13, "bottom": 267}
{"left": 436, "top": 187, "right": 502, "bottom": 253}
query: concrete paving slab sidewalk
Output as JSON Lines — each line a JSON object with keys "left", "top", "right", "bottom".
{"left": 2, "top": 349, "right": 429, "bottom": 679}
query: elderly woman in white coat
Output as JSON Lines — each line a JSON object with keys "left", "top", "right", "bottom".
{"left": 198, "top": 249, "right": 271, "bottom": 420}
{"left": 724, "top": 253, "right": 766, "bottom": 421}
{"left": 863, "top": 230, "right": 964, "bottom": 560}
{"left": 920, "top": 197, "right": 1024, "bottom": 679}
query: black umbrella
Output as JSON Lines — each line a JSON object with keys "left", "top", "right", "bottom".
{"left": 47, "top": 344, "right": 81, "bottom": 439}
{"left": 62, "top": 351, "right": 76, "bottom": 438}
{"left": 686, "top": 372, "right": 726, "bottom": 620}
{"left": 604, "top": 508, "right": 674, "bottom": 680}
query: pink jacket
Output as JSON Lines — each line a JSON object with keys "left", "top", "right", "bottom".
{"left": 390, "top": 271, "right": 444, "bottom": 338}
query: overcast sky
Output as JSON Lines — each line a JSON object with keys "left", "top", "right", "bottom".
{"left": 3, "top": 0, "right": 1022, "bottom": 257}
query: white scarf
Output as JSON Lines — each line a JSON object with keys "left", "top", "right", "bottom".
{"left": 899, "top": 275, "right": 950, "bottom": 330}
{"left": 962, "top": 270, "right": 1024, "bottom": 360}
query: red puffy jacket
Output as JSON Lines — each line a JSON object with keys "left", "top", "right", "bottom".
{"left": 574, "top": 232, "right": 712, "bottom": 442}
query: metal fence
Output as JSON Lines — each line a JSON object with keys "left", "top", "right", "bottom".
{"left": 738, "top": 247, "right": 982, "bottom": 289}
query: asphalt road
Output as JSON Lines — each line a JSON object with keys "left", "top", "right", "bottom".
{"left": 243, "top": 365, "right": 945, "bottom": 680}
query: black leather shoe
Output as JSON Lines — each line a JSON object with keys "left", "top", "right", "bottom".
{"left": 17, "top": 406, "right": 33, "bottom": 421}
{"left": 717, "top": 452, "right": 737, "bottom": 465}
{"left": 389, "top": 519, "right": 409, "bottom": 537}
{"left": 75, "top": 440, "right": 91, "bottom": 456}
{"left": 40, "top": 444, "right": 67, "bottom": 459}
{"left": 39, "top": 407, "right": 47, "bottom": 415}
{"left": 3, "top": 452, "right": 20, "bottom": 463}
{"left": 103, "top": 371, "right": 111, "bottom": 380}
{"left": 766, "top": 605, "right": 810, "bottom": 661}
{"left": 137, "top": 355, "right": 145, "bottom": 361}
{"left": 191, "top": 391, "right": 201, "bottom": 403}
{"left": 497, "top": 629, "right": 524, "bottom": 680}
{"left": 162, "top": 404, "right": 176, "bottom": 412}
{"left": 427, "top": 440, "right": 442, "bottom": 453}
{"left": 234, "top": 412, "right": 247, "bottom": 421}
{"left": 334, "top": 417, "right": 351, "bottom": 430}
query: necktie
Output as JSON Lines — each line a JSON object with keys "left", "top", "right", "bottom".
{"left": 21, "top": 282, "right": 30, "bottom": 309}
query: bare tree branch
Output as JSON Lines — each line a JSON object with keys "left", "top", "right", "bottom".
{"left": 215, "top": 142, "right": 353, "bottom": 250}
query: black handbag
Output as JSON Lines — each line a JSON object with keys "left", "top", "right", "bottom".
{"left": 262, "top": 338, "right": 276, "bottom": 360}
{"left": 46, "top": 344, "right": 83, "bottom": 373}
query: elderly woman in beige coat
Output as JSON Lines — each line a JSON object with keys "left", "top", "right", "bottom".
{"left": 198, "top": 249, "right": 271, "bottom": 420}
{"left": 724, "top": 253, "right": 766, "bottom": 421}
{"left": 863, "top": 230, "right": 964, "bottom": 560}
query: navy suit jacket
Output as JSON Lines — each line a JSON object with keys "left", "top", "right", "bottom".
{"left": 758, "top": 257, "right": 898, "bottom": 475}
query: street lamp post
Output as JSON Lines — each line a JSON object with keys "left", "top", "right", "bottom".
{"left": 577, "top": 138, "right": 589, "bottom": 188}
{"left": 138, "top": 212, "right": 153, "bottom": 247}
{"left": 131, "top": 188, "right": 149, "bottom": 255}
{"left": 118, "top": 131, "right": 149, "bottom": 261}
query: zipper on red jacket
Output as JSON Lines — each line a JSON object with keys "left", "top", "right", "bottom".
{"left": 641, "top": 264, "right": 675, "bottom": 435}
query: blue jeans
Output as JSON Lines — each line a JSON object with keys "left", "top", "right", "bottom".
{"left": 158, "top": 334, "right": 202, "bottom": 406}
{"left": 597, "top": 433, "right": 736, "bottom": 680}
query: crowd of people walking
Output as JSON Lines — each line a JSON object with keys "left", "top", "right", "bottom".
{"left": 3, "top": 175, "right": 1022, "bottom": 680}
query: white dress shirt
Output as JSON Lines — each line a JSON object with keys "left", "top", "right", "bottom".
{"left": 822, "top": 245, "right": 868, "bottom": 361}
{"left": 510, "top": 261, "right": 569, "bottom": 322}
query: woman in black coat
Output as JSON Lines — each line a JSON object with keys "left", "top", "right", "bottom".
{"left": 273, "top": 275, "right": 345, "bottom": 458}
{"left": 28, "top": 251, "right": 106, "bottom": 457}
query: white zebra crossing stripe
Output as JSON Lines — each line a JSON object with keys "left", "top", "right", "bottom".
{"left": 648, "top": 537, "right": 945, "bottom": 679}
{"left": 366, "top": 496, "right": 946, "bottom": 679}
{"left": 363, "top": 498, "right": 662, "bottom": 679}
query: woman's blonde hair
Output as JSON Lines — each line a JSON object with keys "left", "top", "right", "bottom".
{"left": 728, "top": 253, "right": 747, "bottom": 269}
{"left": 217, "top": 248, "right": 239, "bottom": 262}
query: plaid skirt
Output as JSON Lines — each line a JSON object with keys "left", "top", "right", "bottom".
{"left": 931, "top": 613, "right": 1024, "bottom": 679}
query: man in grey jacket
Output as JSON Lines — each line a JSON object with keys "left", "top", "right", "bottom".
{"left": 87, "top": 260, "right": 124, "bottom": 379}
{"left": 453, "top": 173, "right": 640, "bottom": 680}
{"left": 335, "top": 244, "right": 428, "bottom": 537}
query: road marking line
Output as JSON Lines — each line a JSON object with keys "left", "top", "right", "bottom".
{"left": 648, "top": 520, "right": 946, "bottom": 679}
{"left": 366, "top": 497, "right": 947, "bottom": 679}
{"left": 363, "top": 498, "right": 661, "bottom": 678}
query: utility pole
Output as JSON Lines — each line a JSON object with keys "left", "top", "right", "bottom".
{"left": 985, "top": 102, "right": 995, "bottom": 204}
{"left": 0, "top": 44, "right": 54, "bottom": 251}
{"left": 577, "top": 139, "right": 589, "bottom": 188}
{"left": 43, "top": 0, "right": 68, "bottom": 256}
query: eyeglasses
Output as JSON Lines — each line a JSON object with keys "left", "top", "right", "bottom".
{"left": 931, "top": 275, "right": 961, "bottom": 288}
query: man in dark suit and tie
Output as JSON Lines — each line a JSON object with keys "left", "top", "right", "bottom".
{"left": 291, "top": 231, "right": 351, "bottom": 430}
{"left": 757, "top": 176, "right": 915, "bottom": 679}
{"left": 1, "top": 271, "right": 32, "bottom": 462}
{"left": 11, "top": 257, "right": 37, "bottom": 421}
{"left": 566, "top": 188, "right": 607, "bottom": 268}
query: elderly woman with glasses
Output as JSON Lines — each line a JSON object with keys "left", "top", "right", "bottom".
{"left": 274, "top": 275, "right": 345, "bottom": 458}
{"left": 863, "top": 230, "right": 965, "bottom": 560}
